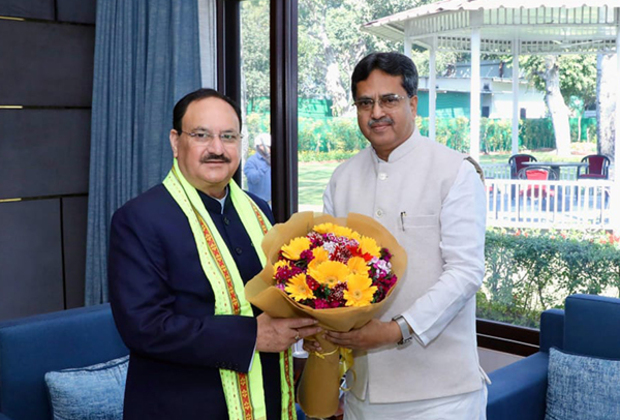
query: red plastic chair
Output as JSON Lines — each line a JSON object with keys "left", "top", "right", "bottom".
{"left": 509, "top": 154, "right": 537, "bottom": 179}
{"left": 518, "top": 168, "right": 556, "bottom": 199}
{"left": 578, "top": 154, "right": 610, "bottom": 180}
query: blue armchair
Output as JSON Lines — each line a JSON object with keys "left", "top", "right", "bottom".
{"left": 0, "top": 304, "right": 128, "bottom": 420}
{"left": 487, "top": 294, "right": 620, "bottom": 420}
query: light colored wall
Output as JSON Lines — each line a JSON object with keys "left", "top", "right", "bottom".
{"left": 418, "top": 76, "right": 547, "bottom": 119}
{"left": 490, "top": 81, "right": 547, "bottom": 119}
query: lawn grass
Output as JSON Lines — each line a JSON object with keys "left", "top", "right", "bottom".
{"left": 298, "top": 161, "right": 340, "bottom": 207}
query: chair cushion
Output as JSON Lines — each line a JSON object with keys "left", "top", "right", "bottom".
{"left": 578, "top": 173, "right": 607, "bottom": 179}
{"left": 44, "top": 356, "right": 128, "bottom": 420}
{"left": 545, "top": 348, "right": 620, "bottom": 420}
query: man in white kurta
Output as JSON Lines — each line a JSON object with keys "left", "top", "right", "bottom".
{"left": 318, "top": 52, "right": 489, "bottom": 419}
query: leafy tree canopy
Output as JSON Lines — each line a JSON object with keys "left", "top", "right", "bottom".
{"left": 242, "top": 0, "right": 436, "bottom": 116}
{"left": 522, "top": 55, "right": 597, "bottom": 110}
{"left": 242, "top": 0, "right": 597, "bottom": 119}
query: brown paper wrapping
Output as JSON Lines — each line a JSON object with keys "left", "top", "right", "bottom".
{"left": 244, "top": 212, "right": 407, "bottom": 418}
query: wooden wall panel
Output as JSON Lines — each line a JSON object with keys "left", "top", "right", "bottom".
{"left": 0, "top": 0, "right": 95, "bottom": 321}
{"left": 0, "top": 20, "right": 95, "bottom": 106}
{"left": 57, "top": 0, "right": 97, "bottom": 24}
{"left": 0, "top": 0, "right": 54, "bottom": 21}
{"left": 62, "top": 196, "right": 87, "bottom": 308}
{"left": 0, "top": 199, "right": 64, "bottom": 321}
{"left": 0, "top": 109, "right": 91, "bottom": 199}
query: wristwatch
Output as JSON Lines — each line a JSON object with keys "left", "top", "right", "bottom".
{"left": 392, "top": 315, "right": 413, "bottom": 345}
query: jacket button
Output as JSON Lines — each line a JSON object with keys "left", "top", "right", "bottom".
{"left": 223, "top": 216, "right": 230, "bottom": 225}
{"left": 235, "top": 247, "right": 243, "bottom": 255}
{"left": 375, "top": 209, "right": 384, "bottom": 218}
{"left": 378, "top": 172, "right": 388, "bottom": 181}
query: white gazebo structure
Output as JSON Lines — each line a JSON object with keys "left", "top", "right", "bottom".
{"left": 362, "top": 0, "right": 620, "bottom": 231}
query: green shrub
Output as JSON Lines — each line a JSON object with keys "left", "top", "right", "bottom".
{"left": 481, "top": 228, "right": 620, "bottom": 328}
{"left": 298, "top": 118, "right": 327, "bottom": 152}
{"left": 246, "top": 112, "right": 597, "bottom": 158}
{"left": 416, "top": 116, "right": 470, "bottom": 152}
{"left": 298, "top": 150, "right": 359, "bottom": 162}
{"left": 326, "top": 118, "right": 367, "bottom": 151}
{"left": 519, "top": 119, "right": 555, "bottom": 150}
{"left": 246, "top": 113, "right": 270, "bottom": 143}
{"left": 481, "top": 118, "right": 513, "bottom": 153}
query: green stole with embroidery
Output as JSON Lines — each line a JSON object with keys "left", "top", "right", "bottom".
{"left": 163, "top": 159, "right": 296, "bottom": 420}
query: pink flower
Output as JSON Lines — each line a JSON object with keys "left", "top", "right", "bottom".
{"left": 275, "top": 265, "right": 303, "bottom": 284}
{"left": 306, "top": 276, "right": 320, "bottom": 291}
{"left": 307, "top": 231, "right": 324, "bottom": 247}
{"left": 300, "top": 249, "right": 314, "bottom": 263}
{"left": 314, "top": 299, "right": 330, "bottom": 309}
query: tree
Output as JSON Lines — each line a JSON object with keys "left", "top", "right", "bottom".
{"left": 240, "top": 1, "right": 270, "bottom": 103}
{"left": 522, "top": 54, "right": 597, "bottom": 156}
{"left": 597, "top": 53, "right": 617, "bottom": 162}
{"left": 298, "top": 0, "right": 421, "bottom": 116}
{"left": 298, "top": 0, "right": 363, "bottom": 115}
{"left": 242, "top": 0, "right": 442, "bottom": 118}
{"left": 240, "top": 0, "right": 272, "bottom": 159}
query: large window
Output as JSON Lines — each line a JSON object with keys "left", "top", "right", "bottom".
{"left": 236, "top": 0, "right": 619, "bottom": 357}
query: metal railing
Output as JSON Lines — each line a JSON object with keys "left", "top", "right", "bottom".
{"left": 481, "top": 163, "right": 511, "bottom": 180}
{"left": 486, "top": 178, "right": 613, "bottom": 229}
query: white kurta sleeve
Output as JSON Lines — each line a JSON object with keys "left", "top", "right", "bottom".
{"left": 402, "top": 160, "right": 486, "bottom": 346}
{"left": 323, "top": 182, "right": 335, "bottom": 215}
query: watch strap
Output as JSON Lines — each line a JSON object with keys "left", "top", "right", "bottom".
{"left": 392, "top": 315, "right": 413, "bottom": 345}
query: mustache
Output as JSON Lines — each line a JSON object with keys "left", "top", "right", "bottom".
{"left": 200, "top": 153, "right": 231, "bottom": 163}
{"left": 368, "top": 117, "right": 394, "bottom": 128}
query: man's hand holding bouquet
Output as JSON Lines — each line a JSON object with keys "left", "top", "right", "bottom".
{"left": 245, "top": 212, "right": 406, "bottom": 418}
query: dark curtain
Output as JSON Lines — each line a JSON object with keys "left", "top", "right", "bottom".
{"left": 85, "top": 0, "right": 203, "bottom": 304}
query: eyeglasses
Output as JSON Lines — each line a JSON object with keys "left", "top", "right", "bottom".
{"left": 178, "top": 130, "right": 242, "bottom": 145}
{"left": 353, "top": 94, "right": 408, "bottom": 112}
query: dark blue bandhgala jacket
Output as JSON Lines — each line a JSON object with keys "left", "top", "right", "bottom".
{"left": 108, "top": 184, "right": 280, "bottom": 420}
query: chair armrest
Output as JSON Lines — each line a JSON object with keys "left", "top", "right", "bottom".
{"left": 486, "top": 352, "right": 549, "bottom": 420}
{"left": 539, "top": 309, "right": 564, "bottom": 352}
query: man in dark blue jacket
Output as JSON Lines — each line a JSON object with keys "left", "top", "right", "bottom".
{"left": 108, "top": 88, "right": 319, "bottom": 420}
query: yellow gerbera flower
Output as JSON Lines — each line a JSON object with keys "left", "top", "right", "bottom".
{"left": 332, "top": 226, "right": 361, "bottom": 241}
{"left": 313, "top": 223, "right": 335, "bottom": 234}
{"left": 308, "top": 261, "right": 350, "bottom": 288}
{"left": 285, "top": 273, "right": 315, "bottom": 301}
{"left": 358, "top": 236, "right": 381, "bottom": 258}
{"left": 344, "top": 274, "right": 377, "bottom": 307}
{"left": 281, "top": 237, "right": 311, "bottom": 260}
{"left": 308, "top": 247, "right": 329, "bottom": 269}
{"left": 273, "top": 259, "right": 291, "bottom": 275}
{"left": 347, "top": 256, "right": 370, "bottom": 276}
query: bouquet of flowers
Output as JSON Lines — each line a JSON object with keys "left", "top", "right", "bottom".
{"left": 274, "top": 222, "right": 397, "bottom": 309}
{"left": 245, "top": 212, "right": 406, "bottom": 418}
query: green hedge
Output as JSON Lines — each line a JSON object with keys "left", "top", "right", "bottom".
{"left": 417, "top": 116, "right": 471, "bottom": 152}
{"left": 298, "top": 150, "right": 358, "bottom": 162}
{"left": 480, "top": 228, "right": 620, "bottom": 328}
{"left": 245, "top": 112, "right": 597, "bottom": 161}
{"left": 298, "top": 117, "right": 367, "bottom": 153}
